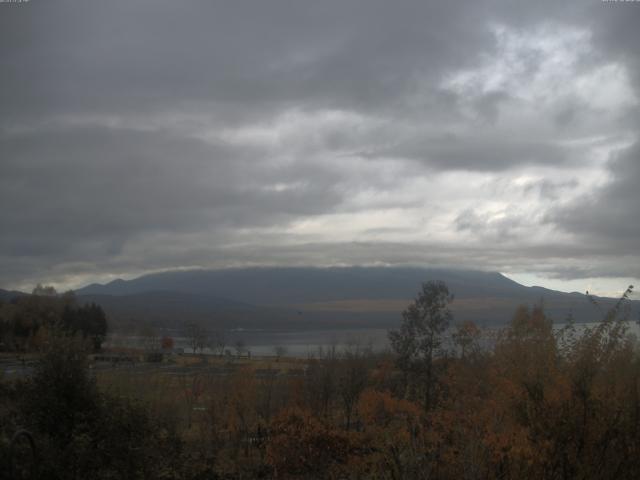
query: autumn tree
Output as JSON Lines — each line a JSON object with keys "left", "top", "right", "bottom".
{"left": 7, "top": 290, "right": 107, "bottom": 351}
{"left": 338, "top": 341, "right": 370, "bottom": 430}
{"left": 546, "top": 285, "right": 640, "bottom": 478}
{"left": 226, "top": 367, "right": 258, "bottom": 459}
{"left": 11, "top": 292, "right": 68, "bottom": 349}
{"left": 357, "top": 389, "right": 427, "bottom": 479}
{"left": 61, "top": 302, "right": 108, "bottom": 350}
{"left": 452, "top": 320, "right": 481, "bottom": 359}
{"left": 305, "top": 347, "right": 339, "bottom": 419}
{"left": 161, "top": 335, "right": 174, "bottom": 350}
{"left": 181, "top": 372, "right": 206, "bottom": 429}
{"left": 388, "top": 280, "right": 453, "bottom": 412}
{"left": 266, "top": 407, "right": 351, "bottom": 479}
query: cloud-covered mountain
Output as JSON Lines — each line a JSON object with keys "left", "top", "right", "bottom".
{"left": 76, "top": 267, "right": 527, "bottom": 302}
{"left": 75, "top": 267, "right": 637, "bottom": 330}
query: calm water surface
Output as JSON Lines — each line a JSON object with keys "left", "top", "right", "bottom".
{"left": 107, "top": 319, "right": 640, "bottom": 358}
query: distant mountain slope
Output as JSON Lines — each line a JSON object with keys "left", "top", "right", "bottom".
{"left": 77, "top": 267, "right": 529, "bottom": 303}
{"left": 77, "top": 290, "right": 297, "bottom": 330}
{"left": 74, "top": 267, "right": 638, "bottom": 328}
{"left": 0, "top": 288, "right": 27, "bottom": 302}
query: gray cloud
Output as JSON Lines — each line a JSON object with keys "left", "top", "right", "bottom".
{"left": 523, "top": 178, "right": 580, "bottom": 201}
{"left": 0, "top": 125, "right": 345, "bottom": 259}
{"left": 0, "top": 1, "right": 496, "bottom": 122}
{"left": 374, "top": 134, "right": 571, "bottom": 171}
{"left": 550, "top": 142, "right": 640, "bottom": 256}
{"left": 454, "top": 208, "right": 526, "bottom": 240}
{"left": 1, "top": 0, "right": 640, "bottom": 290}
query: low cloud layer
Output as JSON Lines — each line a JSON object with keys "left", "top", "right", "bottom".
{"left": 1, "top": 0, "right": 639, "bottom": 294}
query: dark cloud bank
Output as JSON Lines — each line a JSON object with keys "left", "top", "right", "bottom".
{"left": 1, "top": 0, "right": 639, "bottom": 291}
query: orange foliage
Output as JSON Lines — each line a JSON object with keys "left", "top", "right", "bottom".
{"left": 161, "top": 335, "right": 174, "bottom": 350}
{"left": 357, "top": 388, "right": 421, "bottom": 428}
{"left": 266, "top": 407, "right": 352, "bottom": 479}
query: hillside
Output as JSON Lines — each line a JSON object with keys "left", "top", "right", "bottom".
{"left": 74, "top": 267, "right": 638, "bottom": 330}
{"left": 0, "top": 288, "right": 27, "bottom": 302}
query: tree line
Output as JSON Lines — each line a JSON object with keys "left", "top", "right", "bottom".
{"left": 0, "top": 285, "right": 108, "bottom": 352}
{"left": 1, "top": 281, "right": 639, "bottom": 479}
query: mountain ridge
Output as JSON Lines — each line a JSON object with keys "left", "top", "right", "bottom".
{"left": 75, "top": 267, "right": 529, "bottom": 303}
{"left": 71, "top": 267, "right": 638, "bottom": 329}
{"left": 5, "top": 268, "right": 636, "bottom": 330}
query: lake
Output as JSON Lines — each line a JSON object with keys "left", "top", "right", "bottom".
{"left": 106, "top": 318, "right": 640, "bottom": 358}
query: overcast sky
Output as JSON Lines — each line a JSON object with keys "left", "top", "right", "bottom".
{"left": 1, "top": 0, "right": 639, "bottom": 296}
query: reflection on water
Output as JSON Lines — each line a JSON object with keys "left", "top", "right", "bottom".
{"left": 107, "top": 329, "right": 391, "bottom": 358}
{"left": 106, "top": 320, "right": 640, "bottom": 358}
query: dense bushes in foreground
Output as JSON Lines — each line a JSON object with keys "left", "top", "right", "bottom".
{"left": 1, "top": 336, "right": 183, "bottom": 480}
{"left": 1, "top": 285, "right": 639, "bottom": 479}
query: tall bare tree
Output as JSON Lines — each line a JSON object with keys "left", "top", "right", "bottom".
{"left": 186, "top": 323, "right": 207, "bottom": 354}
{"left": 389, "top": 280, "right": 453, "bottom": 412}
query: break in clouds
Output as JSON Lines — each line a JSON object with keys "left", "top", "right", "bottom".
{"left": 1, "top": 0, "right": 639, "bottom": 294}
